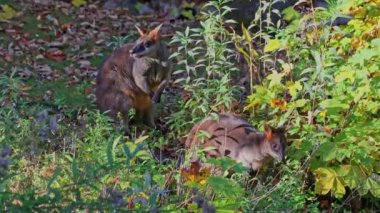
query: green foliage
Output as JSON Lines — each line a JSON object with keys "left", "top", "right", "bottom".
{"left": 71, "top": 0, "right": 86, "bottom": 7}
{"left": 0, "top": 4, "right": 17, "bottom": 21}
{"left": 168, "top": 0, "right": 238, "bottom": 132}
{"left": 107, "top": 35, "right": 136, "bottom": 50}
{"left": 244, "top": 0, "right": 380, "bottom": 201}
{"left": 2, "top": 0, "right": 380, "bottom": 211}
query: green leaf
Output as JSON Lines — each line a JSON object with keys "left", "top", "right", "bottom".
{"left": 71, "top": 159, "right": 79, "bottom": 181}
{"left": 241, "top": 23, "right": 252, "bottom": 43}
{"left": 319, "top": 99, "right": 350, "bottom": 110}
{"left": 207, "top": 176, "right": 243, "bottom": 197}
{"left": 318, "top": 143, "right": 336, "bottom": 162}
{"left": 264, "top": 39, "right": 282, "bottom": 52}
{"left": 286, "top": 81, "right": 302, "bottom": 98}
{"left": 335, "top": 70, "right": 355, "bottom": 83}
{"left": 282, "top": 7, "right": 301, "bottom": 21}
{"left": 0, "top": 5, "right": 17, "bottom": 21}
{"left": 72, "top": 0, "right": 86, "bottom": 7}
{"left": 267, "top": 71, "right": 285, "bottom": 88}
{"left": 368, "top": 174, "right": 380, "bottom": 197}
{"left": 207, "top": 157, "right": 247, "bottom": 174}
{"left": 338, "top": 165, "right": 363, "bottom": 189}
{"left": 293, "top": 99, "right": 307, "bottom": 108}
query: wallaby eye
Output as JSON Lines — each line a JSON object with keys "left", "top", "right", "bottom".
{"left": 272, "top": 143, "right": 279, "bottom": 150}
{"left": 144, "top": 41, "right": 152, "bottom": 48}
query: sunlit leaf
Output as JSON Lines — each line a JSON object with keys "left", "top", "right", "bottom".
{"left": 264, "top": 39, "right": 282, "bottom": 52}
{"left": 282, "top": 7, "right": 301, "bottom": 21}
{"left": 267, "top": 71, "right": 285, "bottom": 88}
{"left": 181, "top": 161, "right": 210, "bottom": 185}
{"left": 0, "top": 5, "right": 17, "bottom": 21}
{"left": 270, "top": 99, "right": 287, "bottom": 110}
{"left": 285, "top": 81, "right": 302, "bottom": 98}
{"left": 314, "top": 168, "right": 346, "bottom": 198}
{"left": 72, "top": 0, "right": 86, "bottom": 7}
{"left": 335, "top": 70, "right": 355, "bottom": 83}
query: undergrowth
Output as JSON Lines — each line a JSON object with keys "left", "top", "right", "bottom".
{"left": 0, "top": 0, "right": 379, "bottom": 211}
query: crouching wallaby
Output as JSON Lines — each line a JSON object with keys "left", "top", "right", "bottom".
{"left": 96, "top": 24, "right": 171, "bottom": 133}
{"left": 185, "top": 113, "right": 286, "bottom": 171}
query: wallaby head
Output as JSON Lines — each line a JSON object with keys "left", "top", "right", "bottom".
{"left": 261, "top": 124, "right": 286, "bottom": 162}
{"left": 129, "top": 24, "right": 163, "bottom": 59}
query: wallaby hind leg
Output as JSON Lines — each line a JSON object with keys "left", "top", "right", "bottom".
{"left": 123, "top": 116, "right": 130, "bottom": 135}
{"left": 142, "top": 107, "right": 156, "bottom": 129}
{"left": 118, "top": 94, "right": 133, "bottom": 135}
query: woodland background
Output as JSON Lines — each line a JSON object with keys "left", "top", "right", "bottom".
{"left": 0, "top": 0, "right": 379, "bottom": 211}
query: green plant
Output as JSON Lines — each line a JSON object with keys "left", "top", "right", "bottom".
{"left": 107, "top": 35, "right": 136, "bottom": 50}
{"left": 168, "top": 0, "right": 238, "bottom": 133}
{"left": 244, "top": 0, "right": 380, "bottom": 203}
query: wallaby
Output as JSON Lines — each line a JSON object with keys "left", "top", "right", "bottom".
{"left": 185, "top": 113, "right": 286, "bottom": 171}
{"left": 96, "top": 24, "right": 171, "bottom": 133}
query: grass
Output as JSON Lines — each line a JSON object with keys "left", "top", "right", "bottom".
{"left": 1, "top": 0, "right": 379, "bottom": 211}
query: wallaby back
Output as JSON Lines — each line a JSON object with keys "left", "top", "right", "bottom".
{"left": 185, "top": 113, "right": 286, "bottom": 170}
{"left": 96, "top": 24, "right": 171, "bottom": 133}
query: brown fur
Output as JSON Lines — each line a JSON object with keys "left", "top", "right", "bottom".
{"left": 96, "top": 25, "right": 171, "bottom": 133}
{"left": 185, "top": 113, "right": 286, "bottom": 170}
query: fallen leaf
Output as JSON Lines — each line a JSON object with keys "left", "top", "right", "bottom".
{"left": 45, "top": 49, "right": 66, "bottom": 61}
{"left": 78, "top": 60, "right": 91, "bottom": 68}
{"left": 181, "top": 161, "right": 210, "bottom": 185}
{"left": 270, "top": 99, "right": 287, "bottom": 110}
{"left": 12, "top": 199, "right": 22, "bottom": 206}
{"left": 48, "top": 41, "right": 65, "bottom": 47}
{"left": 72, "top": 0, "right": 87, "bottom": 7}
{"left": 41, "top": 167, "right": 55, "bottom": 179}
{"left": 0, "top": 5, "right": 17, "bottom": 21}
{"left": 107, "top": 177, "right": 120, "bottom": 184}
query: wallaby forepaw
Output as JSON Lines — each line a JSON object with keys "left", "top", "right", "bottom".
{"left": 161, "top": 61, "right": 169, "bottom": 68}
{"left": 152, "top": 95, "right": 160, "bottom": 103}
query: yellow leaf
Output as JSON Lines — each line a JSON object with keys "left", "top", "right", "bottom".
{"left": 334, "top": 177, "right": 346, "bottom": 198}
{"left": 267, "top": 71, "right": 285, "bottom": 88}
{"left": 72, "top": 0, "right": 86, "bottom": 7}
{"left": 282, "top": 63, "right": 293, "bottom": 75}
{"left": 0, "top": 5, "right": 17, "bottom": 21}
{"left": 314, "top": 168, "right": 346, "bottom": 198}
{"left": 244, "top": 99, "right": 261, "bottom": 111}
{"left": 241, "top": 24, "right": 252, "bottom": 43}
{"left": 12, "top": 199, "right": 23, "bottom": 206}
{"left": 285, "top": 81, "right": 302, "bottom": 98}
{"left": 315, "top": 168, "right": 335, "bottom": 195}
{"left": 270, "top": 99, "right": 287, "bottom": 111}
{"left": 135, "top": 135, "right": 149, "bottom": 144}
{"left": 335, "top": 70, "right": 355, "bottom": 83}
{"left": 264, "top": 39, "right": 282, "bottom": 52}
{"left": 181, "top": 162, "right": 210, "bottom": 185}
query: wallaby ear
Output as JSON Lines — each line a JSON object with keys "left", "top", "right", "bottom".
{"left": 148, "top": 24, "right": 163, "bottom": 41}
{"left": 264, "top": 124, "right": 273, "bottom": 141}
{"left": 135, "top": 25, "right": 145, "bottom": 36}
{"left": 276, "top": 126, "right": 286, "bottom": 133}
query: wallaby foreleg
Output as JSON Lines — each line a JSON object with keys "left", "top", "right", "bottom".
{"left": 152, "top": 79, "right": 169, "bottom": 103}
{"left": 134, "top": 75, "right": 154, "bottom": 99}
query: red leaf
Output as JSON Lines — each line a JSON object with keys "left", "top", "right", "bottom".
{"left": 45, "top": 49, "right": 66, "bottom": 61}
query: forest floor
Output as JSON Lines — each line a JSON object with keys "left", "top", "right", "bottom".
{"left": 1, "top": 1, "right": 194, "bottom": 209}
{"left": 2, "top": 0, "right": 379, "bottom": 211}
{"left": 0, "top": 0, "right": 188, "bottom": 134}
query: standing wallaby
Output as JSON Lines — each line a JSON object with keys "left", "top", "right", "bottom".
{"left": 96, "top": 24, "right": 171, "bottom": 133}
{"left": 185, "top": 113, "right": 286, "bottom": 170}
